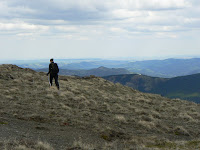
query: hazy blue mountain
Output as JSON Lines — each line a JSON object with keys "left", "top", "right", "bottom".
{"left": 3, "top": 58, "right": 200, "bottom": 78}
{"left": 36, "top": 66, "right": 131, "bottom": 77}
{"left": 122, "top": 58, "right": 200, "bottom": 77}
{"left": 59, "top": 60, "right": 129, "bottom": 70}
{"left": 12, "top": 59, "right": 129, "bottom": 70}
{"left": 103, "top": 73, "right": 200, "bottom": 103}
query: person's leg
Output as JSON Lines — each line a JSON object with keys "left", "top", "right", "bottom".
{"left": 49, "top": 74, "right": 53, "bottom": 86}
{"left": 55, "top": 74, "right": 59, "bottom": 90}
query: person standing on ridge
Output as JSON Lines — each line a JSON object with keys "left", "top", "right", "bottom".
{"left": 47, "top": 58, "right": 60, "bottom": 90}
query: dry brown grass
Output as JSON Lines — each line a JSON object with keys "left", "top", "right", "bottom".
{"left": 0, "top": 64, "right": 200, "bottom": 149}
{"left": 0, "top": 139, "right": 54, "bottom": 150}
{"left": 71, "top": 138, "right": 95, "bottom": 150}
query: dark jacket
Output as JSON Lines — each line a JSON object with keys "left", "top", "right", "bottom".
{"left": 47, "top": 62, "right": 59, "bottom": 75}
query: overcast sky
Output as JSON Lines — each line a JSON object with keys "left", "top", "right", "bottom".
{"left": 0, "top": 0, "right": 200, "bottom": 60}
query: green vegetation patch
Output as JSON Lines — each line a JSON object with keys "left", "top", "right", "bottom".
{"left": 146, "top": 141, "right": 177, "bottom": 149}
{"left": 0, "top": 121, "right": 8, "bottom": 125}
{"left": 146, "top": 140, "right": 200, "bottom": 149}
{"left": 186, "top": 140, "right": 200, "bottom": 147}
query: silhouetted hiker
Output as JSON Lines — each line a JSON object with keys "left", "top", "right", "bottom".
{"left": 47, "top": 58, "right": 59, "bottom": 90}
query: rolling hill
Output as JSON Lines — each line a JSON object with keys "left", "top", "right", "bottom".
{"left": 8, "top": 58, "right": 200, "bottom": 78}
{"left": 36, "top": 66, "right": 131, "bottom": 77}
{"left": 14, "top": 59, "right": 129, "bottom": 70}
{"left": 122, "top": 58, "right": 200, "bottom": 77}
{"left": 103, "top": 73, "right": 200, "bottom": 103}
{"left": 0, "top": 64, "right": 200, "bottom": 149}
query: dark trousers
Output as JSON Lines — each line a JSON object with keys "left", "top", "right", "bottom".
{"left": 50, "top": 73, "right": 59, "bottom": 89}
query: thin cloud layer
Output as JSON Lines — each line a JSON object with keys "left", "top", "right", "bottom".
{"left": 0, "top": 0, "right": 200, "bottom": 60}
{"left": 0, "top": 0, "right": 199, "bottom": 39}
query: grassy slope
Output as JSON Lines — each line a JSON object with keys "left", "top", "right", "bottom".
{"left": 103, "top": 74, "right": 200, "bottom": 103}
{"left": 0, "top": 64, "right": 200, "bottom": 149}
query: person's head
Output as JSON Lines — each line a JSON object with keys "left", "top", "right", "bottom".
{"left": 50, "top": 58, "right": 54, "bottom": 63}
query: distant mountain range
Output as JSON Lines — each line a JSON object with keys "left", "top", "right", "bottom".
{"left": 16, "top": 59, "right": 129, "bottom": 70}
{"left": 120, "top": 58, "right": 200, "bottom": 77}
{"left": 103, "top": 73, "right": 200, "bottom": 103}
{"left": 36, "top": 66, "right": 131, "bottom": 77}
{"left": 6, "top": 58, "right": 200, "bottom": 78}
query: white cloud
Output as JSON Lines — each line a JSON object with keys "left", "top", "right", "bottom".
{"left": 16, "top": 33, "right": 34, "bottom": 37}
{"left": 134, "top": 24, "right": 184, "bottom": 32}
{"left": 0, "top": 0, "right": 193, "bottom": 22}
{"left": 112, "top": 0, "right": 190, "bottom": 10}
{"left": 0, "top": 22, "right": 48, "bottom": 31}
{"left": 184, "top": 18, "right": 200, "bottom": 24}
{"left": 111, "top": 9, "right": 144, "bottom": 19}
{"left": 55, "top": 26, "right": 78, "bottom": 32}
{"left": 155, "top": 32, "right": 178, "bottom": 38}
{"left": 0, "top": 0, "right": 200, "bottom": 60}
{"left": 110, "top": 27, "right": 127, "bottom": 33}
